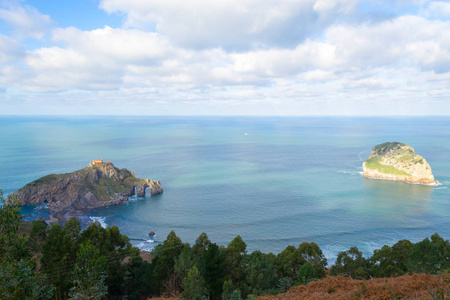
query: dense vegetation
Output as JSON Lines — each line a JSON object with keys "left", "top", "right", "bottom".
{"left": 1, "top": 189, "right": 449, "bottom": 299}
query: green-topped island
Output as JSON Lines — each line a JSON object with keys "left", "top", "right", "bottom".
{"left": 363, "top": 142, "right": 437, "bottom": 185}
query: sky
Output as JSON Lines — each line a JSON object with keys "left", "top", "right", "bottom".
{"left": 0, "top": 0, "right": 449, "bottom": 115}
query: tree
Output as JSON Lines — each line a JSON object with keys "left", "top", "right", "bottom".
{"left": 430, "top": 233, "right": 450, "bottom": 271}
{"left": 369, "top": 244, "right": 406, "bottom": 277}
{"left": 180, "top": 266, "right": 209, "bottom": 300}
{"left": 0, "top": 191, "right": 28, "bottom": 261}
{"left": 64, "top": 217, "right": 81, "bottom": 255}
{"left": 69, "top": 241, "right": 108, "bottom": 300}
{"left": 79, "top": 222, "right": 137, "bottom": 296}
{"left": 153, "top": 230, "right": 183, "bottom": 296}
{"left": 204, "top": 242, "right": 226, "bottom": 299}
{"left": 41, "top": 223, "right": 70, "bottom": 297}
{"left": 175, "top": 246, "right": 199, "bottom": 280}
{"left": 297, "top": 242, "right": 327, "bottom": 278}
{"left": 193, "top": 232, "right": 211, "bottom": 258}
{"left": 193, "top": 232, "right": 212, "bottom": 276}
{"left": 0, "top": 260, "right": 54, "bottom": 299}
{"left": 123, "top": 259, "right": 156, "bottom": 299}
{"left": 331, "top": 246, "right": 368, "bottom": 279}
{"left": 275, "top": 245, "right": 298, "bottom": 280}
{"left": 297, "top": 262, "right": 316, "bottom": 285}
{"left": 391, "top": 239, "right": 414, "bottom": 274}
{"left": 29, "top": 219, "right": 47, "bottom": 254}
{"left": 407, "top": 234, "right": 450, "bottom": 274}
{"left": 242, "top": 250, "right": 277, "bottom": 296}
{"left": 224, "top": 235, "right": 247, "bottom": 288}
{"left": 222, "top": 280, "right": 243, "bottom": 300}
{"left": 0, "top": 190, "right": 53, "bottom": 299}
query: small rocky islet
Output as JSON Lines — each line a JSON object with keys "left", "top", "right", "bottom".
{"left": 363, "top": 142, "right": 437, "bottom": 185}
{"left": 7, "top": 161, "right": 163, "bottom": 222}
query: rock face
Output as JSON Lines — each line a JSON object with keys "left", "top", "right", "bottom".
{"left": 8, "top": 163, "right": 163, "bottom": 220}
{"left": 363, "top": 142, "right": 435, "bottom": 184}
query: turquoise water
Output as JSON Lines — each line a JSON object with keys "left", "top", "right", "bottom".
{"left": 1, "top": 116, "right": 449, "bottom": 262}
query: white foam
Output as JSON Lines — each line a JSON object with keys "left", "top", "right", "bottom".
{"left": 135, "top": 240, "right": 155, "bottom": 252}
{"left": 34, "top": 203, "right": 48, "bottom": 211}
{"left": 337, "top": 170, "right": 362, "bottom": 175}
{"left": 90, "top": 216, "right": 108, "bottom": 228}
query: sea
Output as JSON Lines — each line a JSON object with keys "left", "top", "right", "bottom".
{"left": 1, "top": 116, "right": 449, "bottom": 263}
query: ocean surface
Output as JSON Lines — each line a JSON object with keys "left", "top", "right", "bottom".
{"left": 1, "top": 116, "right": 449, "bottom": 263}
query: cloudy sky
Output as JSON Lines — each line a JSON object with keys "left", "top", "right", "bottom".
{"left": 0, "top": 0, "right": 449, "bottom": 115}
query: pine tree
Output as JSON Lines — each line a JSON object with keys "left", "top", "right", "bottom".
{"left": 69, "top": 241, "right": 107, "bottom": 300}
{"left": 180, "top": 266, "right": 209, "bottom": 300}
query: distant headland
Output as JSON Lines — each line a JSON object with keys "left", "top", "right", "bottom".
{"left": 362, "top": 142, "right": 437, "bottom": 185}
{"left": 7, "top": 160, "right": 163, "bottom": 222}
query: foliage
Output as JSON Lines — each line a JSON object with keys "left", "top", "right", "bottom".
{"left": 152, "top": 230, "right": 183, "bottom": 296}
{"left": 408, "top": 234, "right": 450, "bottom": 274}
{"left": 0, "top": 189, "right": 54, "bottom": 299}
{"left": 275, "top": 245, "right": 298, "bottom": 280}
{"left": 204, "top": 242, "right": 226, "bottom": 299}
{"left": 297, "top": 241, "right": 327, "bottom": 278}
{"left": 242, "top": 250, "right": 277, "bottom": 296}
{"left": 331, "top": 246, "right": 369, "bottom": 279}
{"left": 180, "top": 266, "right": 209, "bottom": 300}
{"left": 224, "top": 235, "right": 247, "bottom": 287}
{"left": 222, "top": 280, "right": 243, "bottom": 300}
{"left": 297, "top": 262, "right": 316, "bottom": 285}
{"left": 175, "top": 245, "right": 199, "bottom": 280}
{"left": 0, "top": 192, "right": 28, "bottom": 261}
{"left": 29, "top": 219, "right": 47, "bottom": 253}
{"left": 277, "top": 277, "right": 293, "bottom": 293}
{"left": 3, "top": 188, "right": 450, "bottom": 299}
{"left": 69, "top": 241, "right": 108, "bottom": 300}
{"left": 0, "top": 259, "right": 54, "bottom": 299}
{"left": 41, "top": 222, "right": 73, "bottom": 296}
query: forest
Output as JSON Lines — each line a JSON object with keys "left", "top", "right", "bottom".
{"left": 1, "top": 189, "right": 449, "bottom": 299}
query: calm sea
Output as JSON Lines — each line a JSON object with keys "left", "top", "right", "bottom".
{"left": 1, "top": 116, "right": 449, "bottom": 262}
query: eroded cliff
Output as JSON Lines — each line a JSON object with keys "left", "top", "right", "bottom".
{"left": 8, "top": 162, "right": 163, "bottom": 220}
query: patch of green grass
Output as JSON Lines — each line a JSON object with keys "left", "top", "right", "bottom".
{"left": 365, "top": 158, "right": 411, "bottom": 176}
{"left": 28, "top": 174, "right": 66, "bottom": 187}
{"left": 89, "top": 184, "right": 109, "bottom": 202}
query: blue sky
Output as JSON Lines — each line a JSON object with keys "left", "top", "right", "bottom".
{"left": 0, "top": 0, "right": 449, "bottom": 115}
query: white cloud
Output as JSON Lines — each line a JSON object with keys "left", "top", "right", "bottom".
{"left": 99, "top": 0, "right": 360, "bottom": 49}
{"left": 422, "top": 1, "right": 450, "bottom": 19}
{"left": 11, "top": 12, "right": 450, "bottom": 97}
{"left": 327, "top": 15, "right": 450, "bottom": 73}
{"left": 52, "top": 26, "right": 178, "bottom": 64}
{"left": 1, "top": 0, "right": 450, "bottom": 115}
{"left": 0, "top": 2, "right": 52, "bottom": 39}
{"left": 0, "top": 33, "right": 23, "bottom": 63}
{"left": 17, "top": 26, "right": 188, "bottom": 91}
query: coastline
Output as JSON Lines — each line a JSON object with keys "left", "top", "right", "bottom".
{"left": 361, "top": 172, "right": 439, "bottom": 186}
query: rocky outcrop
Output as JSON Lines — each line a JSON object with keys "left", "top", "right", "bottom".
{"left": 8, "top": 163, "right": 163, "bottom": 220}
{"left": 362, "top": 142, "right": 435, "bottom": 184}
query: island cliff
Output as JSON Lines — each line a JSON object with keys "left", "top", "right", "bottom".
{"left": 362, "top": 142, "right": 436, "bottom": 185}
{"left": 8, "top": 162, "right": 163, "bottom": 221}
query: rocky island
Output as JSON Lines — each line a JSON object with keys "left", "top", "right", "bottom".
{"left": 362, "top": 142, "right": 436, "bottom": 185}
{"left": 7, "top": 161, "right": 163, "bottom": 221}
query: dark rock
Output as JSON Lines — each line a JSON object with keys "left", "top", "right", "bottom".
{"left": 8, "top": 162, "right": 163, "bottom": 221}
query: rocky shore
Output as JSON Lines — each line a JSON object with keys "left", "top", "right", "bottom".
{"left": 8, "top": 162, "right": 163, "bottom": 222}
{"left": 362, "top": 142, "right": 436, "bottom": 185}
